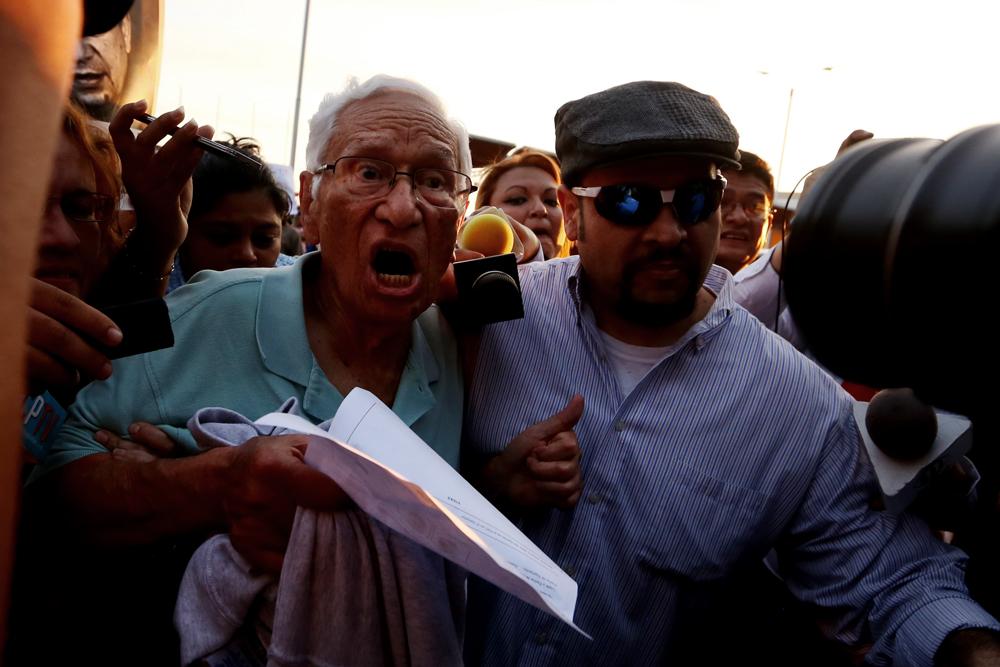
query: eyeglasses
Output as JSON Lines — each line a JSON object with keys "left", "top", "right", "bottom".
{"left": 314, "top": 156, "right": 476, "bottom": 209}
{"left": 47, "top": 192, "right": 116, "bottom": 225}
{"left": 571, "top": 176, "right": 726, "bottom": 227}
{"left": 721, "top": 195, "right": 772, "bottom": 221}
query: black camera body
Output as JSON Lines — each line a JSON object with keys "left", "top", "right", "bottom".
{"left": 98, "top": 297, "right": 175, "bottom": 359}
{"left": 785, "top": 124, "right": 1000, "bottom": 417}
{"left": 453, "top": 252, "right": 524, "bottom": 326}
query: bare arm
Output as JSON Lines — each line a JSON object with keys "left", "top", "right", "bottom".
{"left": 0, "top": 0, "right": 85, "bottom": 642}
{"left": 30, "top": 447, "right": 233, "bottom": 546}
{"left": 29, "top": 435, "right": 351, "bottom": 574}
{"left": 91, "top": 101, "right": 213, "bottom": 303}
{"left": 935, "top": 628, "right": 1000, "bottom": 666}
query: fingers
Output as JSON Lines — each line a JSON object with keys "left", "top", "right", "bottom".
{"left": 127, "top": 422, "right": 178, "bottom": 456}
{"left": 532, "top": 431, "right": 581, "bottom": 463}
{"left": 26, "top": 347, "right": 79, "bottom": 395}
{"left": 224, "top": 435, "right": 355, "bottom": 576}
{"left": 528, "top": 431, "right": 581, "bottom": 478}
{"left": 838, "top": 129, "right": 874, "bottom": 155}
{"left": 454, "top": 248, "right": 485, "bottom": 262}
{"left": 526, "top": 456, "right": 578, "bottom": 482}
{"left": 30, "top": 278, "right": 121, "bottom": 346}
{"left": 527, "top": 434, "right": 581, "bottom": 479}
{"left": 534, "top": 475, "right": 583, "bottom": 509}
{"left": 28, "top": 308, "right": 112, "bottom": 381}
{"left": 155, "top": 118, "right": 208, "bottom": 191}
{"left": 236, "top": 435, "right": 353, "bottom": 513}
{"left": 28, "top": 284, "right": 119, "bottom": 387}
{"left": 110, "top": 447, "right": 158, "bottom": 463}
{"left": 509, "top": 217, "right": 540, "bottom": 263}
{"left": 524, "top": 395, "right": 585, "bottom": 441}
{"left": 133, "top": 106, "right": 187, "bottom": 153}
{"left": 95, "top": 430, "right": 158, "bottom": 462}
{"left": 196, "top": 123, "right": 215, "bottom": 141}
{"left": 94, "top": 424, "right": 177, "bottom": 461}
{"left": 108, "top": 99, "right": 149, "bottom": 154}
{"left": 230, "top": 523, "right": 288, "bottom": 576}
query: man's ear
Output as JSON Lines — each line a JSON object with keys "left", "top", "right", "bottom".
{"left": 559, "top": 185, "right": 581, "bottom": 242}
{"left": 764, "top": 200, "right": 776, "bottom": 239}
{"left": 299, "top": 171, "right": 320, "bottom": 246}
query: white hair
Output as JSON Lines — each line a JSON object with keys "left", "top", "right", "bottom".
{"left": 306, "top": 74, "right": 471, "bottom": 199}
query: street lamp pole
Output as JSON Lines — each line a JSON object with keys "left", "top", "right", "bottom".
{"left": 289, "top": 0, "right": 311, "bottom": 171}
{"left": 762, "top": 66, "right": 832, "bottom": 191}
{"left": 776, "top": 87, "right": 794, "bottom": 190}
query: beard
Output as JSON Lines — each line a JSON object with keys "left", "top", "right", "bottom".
{"left": 615, "top": 247, "right": 702, "bottom": 327}
{"left": 71, "top": 87, "right": 118, "bottom": 122}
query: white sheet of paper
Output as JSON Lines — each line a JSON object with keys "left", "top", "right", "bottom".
{"left": 257, "top": 388, "right": 588, "bottom": 637}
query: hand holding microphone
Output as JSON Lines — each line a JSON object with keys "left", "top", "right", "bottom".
{"left": 453, "top": 207, "right": 526, "bottom": 325}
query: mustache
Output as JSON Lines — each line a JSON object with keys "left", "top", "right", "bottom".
{"left": 622, "top": 246, "right": 696, "bottom": 285}
{"left": 632, "top": 246, "right": 690, "bottom": 268}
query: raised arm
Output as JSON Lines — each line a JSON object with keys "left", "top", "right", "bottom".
{"left": 91, "top": 101, "right": 213, "bottom": 303}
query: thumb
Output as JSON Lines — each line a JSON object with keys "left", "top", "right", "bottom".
{"left": 527, "top": 394, "right": 584, "bottom": 441}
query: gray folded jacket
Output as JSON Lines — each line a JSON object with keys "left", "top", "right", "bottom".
{"left": 175, "top": 399, "right": 466, "bottom": 667}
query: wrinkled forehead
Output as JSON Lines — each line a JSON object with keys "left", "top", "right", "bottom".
{"left": 324, "top": 91, "right": 459, "bottom": 167}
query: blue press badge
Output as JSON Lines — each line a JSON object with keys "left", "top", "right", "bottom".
{"left": 22, "top": 392, "right": 67, "bottom": 462}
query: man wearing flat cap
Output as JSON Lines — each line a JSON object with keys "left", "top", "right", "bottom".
{"left": 462, "top": 81, "right": 1000, "bottom": 665}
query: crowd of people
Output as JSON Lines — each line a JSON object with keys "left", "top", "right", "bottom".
{"left": 4, "top": 2, "right": 1000, "bottom": 666}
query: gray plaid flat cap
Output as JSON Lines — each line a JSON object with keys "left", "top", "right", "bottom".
{"left": 555, "top": 81, "right": 741, "bottom": 183}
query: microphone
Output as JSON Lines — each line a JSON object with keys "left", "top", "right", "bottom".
{"left": 459, "top": 211, "right": 515, "bottom": 256}
{"left": 453, "top": 208, "right": 525, "bottom": 325}
{"left": 865, "top": 388, "right": 938, "bottom": 460}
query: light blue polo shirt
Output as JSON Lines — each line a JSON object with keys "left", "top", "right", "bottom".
{"left": 38, "top": 253, "right": 463, "bottom": 475}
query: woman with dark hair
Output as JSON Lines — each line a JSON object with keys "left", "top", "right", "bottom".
{"left": 475, "top": 149, "right": 566, "bottom": 259}
{"left": 168, "top": 136, "right": 294, "bottom": 291}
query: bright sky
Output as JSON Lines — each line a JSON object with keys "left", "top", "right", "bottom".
{"left": 155, "top": 0, "right": 1000, "bottom": 192}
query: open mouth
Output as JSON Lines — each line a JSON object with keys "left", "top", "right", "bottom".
{"left": 720, "top": 231, "right": 749, "bottom": 241}
{"left": 372, "top": 247, "right": 417, "bottom": 288}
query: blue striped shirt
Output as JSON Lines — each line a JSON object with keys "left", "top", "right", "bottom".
{"left": 463, "top": 257, "right": 997, "bottom": 666}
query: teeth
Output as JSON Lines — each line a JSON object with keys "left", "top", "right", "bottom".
{"left": 377, "top": 273, "right": 413, "bottom": 287}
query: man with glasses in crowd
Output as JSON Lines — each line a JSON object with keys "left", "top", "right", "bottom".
{"left": 25, "top": 76, "right": 487, "bottom": 664}
{"left": 716, "top": 149, "right": 775, "bottom": 275}
{"left": 463, "top": 81, "right": 1000, "bottom": 666}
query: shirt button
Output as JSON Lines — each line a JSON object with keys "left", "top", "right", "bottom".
{"left": 614, "top": 420, "right": 625, "bottom": 432}
{"left": 587, "top": 492, "right": 601, "bottom": 505}
{"left": 533, "top": 631, "right": 548, "bottom": 645}
{"left": 564, "top": 564, "right": 577, "bottom": 577}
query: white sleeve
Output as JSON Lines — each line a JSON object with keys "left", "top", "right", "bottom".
{"left": 732, "top": 247, "right": 807, "bottom": 352}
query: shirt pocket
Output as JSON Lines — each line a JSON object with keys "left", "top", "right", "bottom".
{"left": 636, "top": 462, "right": 771, "bottom": 583}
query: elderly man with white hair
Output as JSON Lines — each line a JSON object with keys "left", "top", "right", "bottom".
{"left": 26, "top": 75, "right": 548, "bottom": 665}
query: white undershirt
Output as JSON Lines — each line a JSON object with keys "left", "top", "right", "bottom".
{"left": 597, "top": 329, "right": 671, "bottom": 396}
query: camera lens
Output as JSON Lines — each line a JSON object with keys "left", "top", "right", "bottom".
{"left": 785, "top": 125, "right": 1000, "bottom": 414}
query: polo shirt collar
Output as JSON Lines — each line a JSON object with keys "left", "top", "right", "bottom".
{"left": 256, "top": 254, "right": 438, "bottom": 426}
